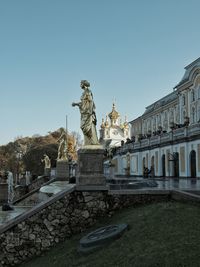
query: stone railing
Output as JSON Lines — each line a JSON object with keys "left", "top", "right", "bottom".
{"left": 27, "top": 176, "right": 50, "bottom": 192}
{"left": 13, "top": 177, "right": 57, "bottom": 206}
{"left": 187, "top": 123, "right": 200, "bottom": 136}
{"left": 160, "top": 133, "right": 170, "bottom": 143}
{"left": 0, "top": 188, "right": 170, "bottom": 267}
{"left": 13, "top": 177, "right": 55, "bottom": 203}
{"left": 149, "top": 135, "right": 160, "bottom": 146}
{"left": 173, "top": 128, "right": 185, "bottom": 140}
{"left": 140, "top": 139, "right": 149, "bottom": 147}
{"left": 116, "top": 123, "right": 200, "bottom": 155}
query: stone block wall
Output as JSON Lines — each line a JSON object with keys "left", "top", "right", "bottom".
{"left": 0, "top": 189, "right": 170, "bottom": 266}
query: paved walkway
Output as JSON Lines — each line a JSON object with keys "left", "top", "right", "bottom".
{"left": 0, "top": 206, "right": 30, "bottom": 225}
{"left": 155, "top": 177, "right": 200, "bottom": 191}
{"left": 109, "top": 177, "right": 200, "bottom": 191}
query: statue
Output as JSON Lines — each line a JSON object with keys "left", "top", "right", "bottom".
{"left": 57, "top": 128, "right": 68, "bottom": 161}
{"left": 72, "top": 80, "right": 99, "bottom": 146}
{"left": 41, "top": 154, "right": 51, "bottom": 169}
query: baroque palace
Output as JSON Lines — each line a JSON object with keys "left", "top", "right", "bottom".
{"left": 110, "top": 57, "right": 200, "bottom": 178}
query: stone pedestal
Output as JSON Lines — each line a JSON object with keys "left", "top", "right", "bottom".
{"left": 19, "top": 176, "right": 26, "bottom": 186}
{"left": 77, "top": 147, "right": 106, "bottom": 187}
{"left": 0, "top": 183, "right": 8, "bottom": 204}
{"left": 44, "top": 168, "right": 51, "bottom": 177}
{"left": 56, "top": 160, "right": 69, "bottom": 180}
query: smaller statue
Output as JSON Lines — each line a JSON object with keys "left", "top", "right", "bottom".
{"left": 57, "top": 128, "right": 68, "bottom": 161}
{"left": 41, "top": 154, "right": 51, "bottom": 169}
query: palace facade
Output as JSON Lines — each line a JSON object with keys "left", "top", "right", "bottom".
{"left": 111, "top": 57, "right": 200, "bottom": 178}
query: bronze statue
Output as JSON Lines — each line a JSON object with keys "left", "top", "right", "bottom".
{"left": 41, "top": 154, "right": 51, "bottom": 168}
{"left": 72, "top": 80, "right": 99, "bottom": 146}
{"left": 57, "top": 128, "right": 68, "bottom": 161}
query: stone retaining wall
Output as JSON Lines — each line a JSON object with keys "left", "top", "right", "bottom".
{"left": 0, "top": 189, "right": 170, "bottom": 266}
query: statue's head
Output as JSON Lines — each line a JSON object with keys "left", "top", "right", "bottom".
{"left": 80, "top": 80, "right": 90, "bottom": 89}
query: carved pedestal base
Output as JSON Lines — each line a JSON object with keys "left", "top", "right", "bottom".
{"left": 77, "top": 147, "right": 106, "bottom": 188}
{"left": 44, "top": 168, "right": 51, "bottom": 177}
{"left": 56, "top": 160, "right": 69, "bottom": 181}
{"left": 0, "top": 183, "right": 8, "bottom": 204}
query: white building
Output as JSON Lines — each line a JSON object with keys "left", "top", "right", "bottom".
{"left": 112, "top": 57, "right": 200, "bottom": 178}
{"left": 99, "top": 103, "right": 130, "bottom": 148}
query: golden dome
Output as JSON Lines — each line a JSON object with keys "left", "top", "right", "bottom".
{"left": 108, "top": 103, "right": 120, "bottom": 121}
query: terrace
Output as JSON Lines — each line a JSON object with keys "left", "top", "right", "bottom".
{"left": 117, "top": 123, "right": 200, "bottom": 154}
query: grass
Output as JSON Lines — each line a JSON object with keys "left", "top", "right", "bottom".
{"left": 20, "top": 201, "right": 200, "bottom": 267}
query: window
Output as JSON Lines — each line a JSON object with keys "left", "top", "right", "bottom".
{"left": 170, "top": 110, "right": 174, "bottom": 122}
{"left": 182, "top": 95, "right": 186, "bottom": 106}
{"left": 183, "top": 110, "right": 186, "bottom": 122}
{"left": 198, "top": 107, "right": 200, "bottom": 122}
{"left": 143, "top": 121, "right": 147, "bottom": 134}
{"left": 198, "top": 86, "right": 200, "bottom": 99}
{"left": 191, "top": 90, "right": 195, "bottom": 102}
{"left": 191, "top": 107, "right": 195, "bottom": 123}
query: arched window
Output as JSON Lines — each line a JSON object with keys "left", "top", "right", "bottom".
{"left": 182, "top": 95, "right": 186, "bottom": 106}
{"left": 170, "top": 110, "right": 174, "bottom": 122}
{"left": 153, "top": 117, "right": 156, "bottom": 131}
{"left": 143, "top": 121, "right": 147, "bottom": 134}
{"left": 198, "top": 86, "right": 200, "bottom": 99}
{"left": 198, "top": 107, "right": 200, "bottom": 122}
{"left": 148, "top": 119, "right": 151, "bottom": 131}
{"left": 183, "top": 110, "right": 186, "bottom": 122}
{"left": 191, "top": 90, "right": 195, "bottom": 102}
{"left": 191, "top": 107, "right": 195, "bottom": 123}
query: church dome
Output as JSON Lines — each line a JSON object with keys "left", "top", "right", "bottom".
{"left": 108, "top": 103, "right": 120, "bottom": 122}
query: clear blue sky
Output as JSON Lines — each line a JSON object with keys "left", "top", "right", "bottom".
{"left": 1, "top": 0, "right": 200, "bottom": 145}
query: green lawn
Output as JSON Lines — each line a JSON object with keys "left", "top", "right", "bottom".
{"left": 20, "top": 201, "right": 200, "bottom": 267}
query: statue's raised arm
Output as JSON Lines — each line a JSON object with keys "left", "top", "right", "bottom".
{"left": 72, "top": 80, "right": 99, "bottom": 146}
